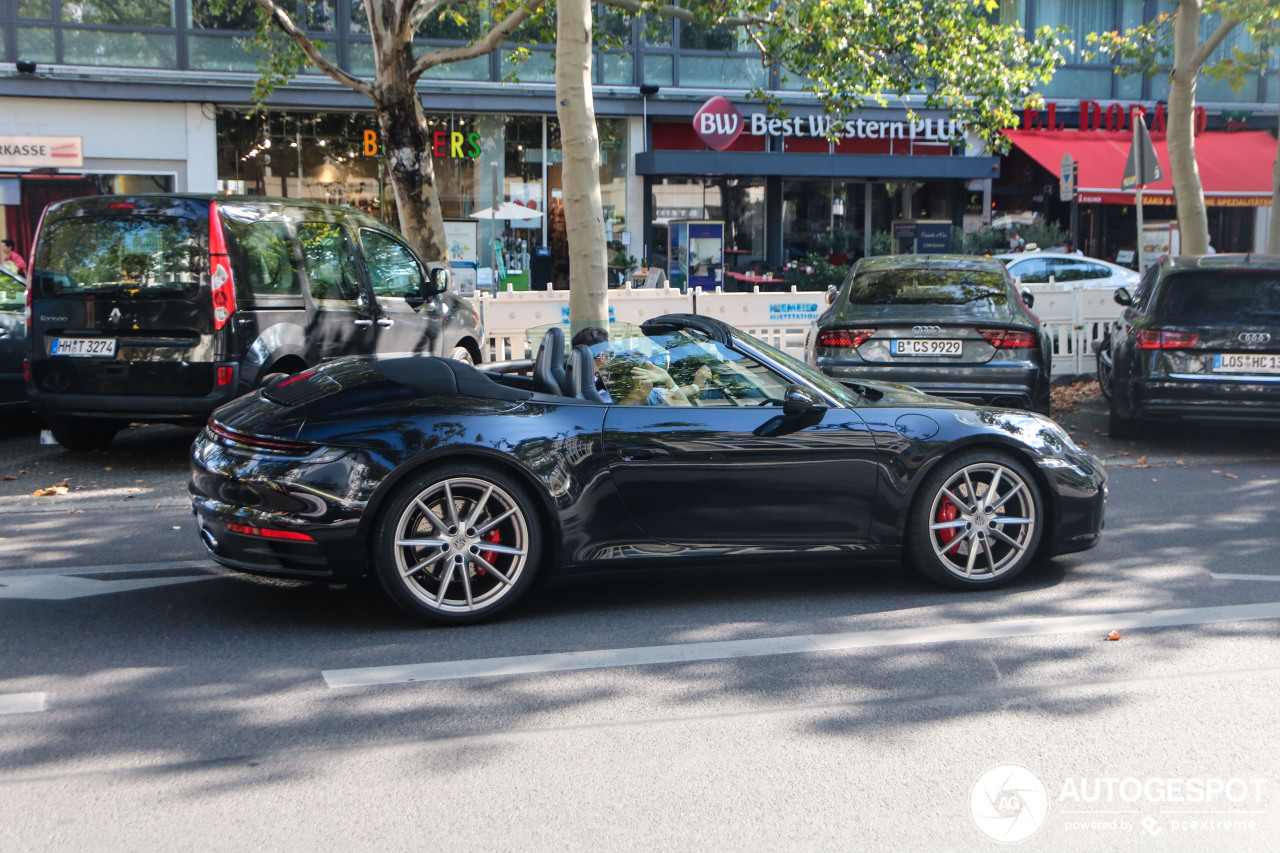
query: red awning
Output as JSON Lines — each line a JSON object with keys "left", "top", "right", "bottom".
{"left": 1003, "top": 129, "right": 1277, "bottom": 207}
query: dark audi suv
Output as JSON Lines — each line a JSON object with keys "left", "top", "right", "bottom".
{"left": 806, "top": 255, "right": 1052, "bottom": 413}
{"left": 1097, "top": 254, "right": 1280, "bottom": 438}
{"left": 26, "top": 195, "right": 484, "bottom": 450}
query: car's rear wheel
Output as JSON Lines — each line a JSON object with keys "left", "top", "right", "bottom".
{"left": 373, "top": 464, "right": 542, "bottom": 625}
{"left": 47, "top": 417, "right": 120, "bottom": 452}
{"left": 1096, "top": 341, "right": 1114, "bottom": 401}
{"left": 1108, "top": 406, "right": 1144, "bottom": 440}
{"left": 907, "top": 451, "right": 1043, "bottom": 590}
{"left": 450, "top": 345, "right": 475, "bottom": 365}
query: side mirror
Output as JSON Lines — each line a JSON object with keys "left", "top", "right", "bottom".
{"left": 425, "top": 267, "right": 450, "bottom": 297}
{"left": 1021, "top": 289, "right": 1035, "bottom": 309}
{"left": 783, "top": 384, "right": 824, "bottom": 417}
{"left": 825, "top": 286, "right": 838, "bottom": 306}
{"left": 1114, "top": 287, "right": 1133, "bottom": 306}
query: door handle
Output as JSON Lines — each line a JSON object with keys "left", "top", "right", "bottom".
{"left": 353, "top": 319, "right": 373, "bottom": 327}
{"left": 621, "top": 448, "right": 668, "bottom": 461}
{"left": 376, "top": 318, "right": 394, "bottom": 327}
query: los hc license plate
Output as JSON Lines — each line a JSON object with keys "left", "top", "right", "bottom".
{"left": 892, "top": 338, "right": 963, "bottom": 357}
{"left": 50, "top": 337, "right": 117, "bottom": 358}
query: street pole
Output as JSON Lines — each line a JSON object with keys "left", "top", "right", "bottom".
{"left": 1070, "top": 162, "right": 1079, "bottom": 251}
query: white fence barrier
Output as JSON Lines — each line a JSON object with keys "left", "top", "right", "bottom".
{"left": 471, "top": 278, "right": 1120, "bottom": 375}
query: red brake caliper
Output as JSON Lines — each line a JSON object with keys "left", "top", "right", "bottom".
{"left": 478, "top": 529, "right": 500, "bottom": 574}
{"left": 937, "top": 498, "right": 960, "bottom": 554}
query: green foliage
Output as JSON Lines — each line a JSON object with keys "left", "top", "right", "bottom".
{"left": 868, "top": 231, "right": 894, "bottom": 256}
{"left": 785, "top": 254, "right": 849, "bottom": 292}
{"left": 963, "top": 227, "right": 1008, "bottom": 256}
{"left": 1020, "top": 221, "right": 1070, "bottom": 251}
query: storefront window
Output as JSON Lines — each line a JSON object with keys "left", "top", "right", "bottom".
{"left": 651, "top": 178, "right": 764, "bottom": 277}
{"left": 63, "top": 30, "right": 175, "bottom": 67}
{"left": 679, "top": 55, "right": 767, "bottom": 89}
{"left": 62, "top": 0, "right": 172, "bottom": 26}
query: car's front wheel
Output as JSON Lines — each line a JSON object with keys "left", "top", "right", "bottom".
{"left": 907, "top": 451, "right": 1043, "bottom": 590}
{"left": 449, "top": 345, "right": 475, "bottom": 365}
{"left": 372, "top": 464, "right": 542, "bottom": 625}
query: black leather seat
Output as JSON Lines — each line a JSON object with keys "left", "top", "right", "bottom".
{"left": 564, "top": 344, "right": 605, "bottom": 403}
{"left": 533, "top": 327, "right": 567, "bottom": 395}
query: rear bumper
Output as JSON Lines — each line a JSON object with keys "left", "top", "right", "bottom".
{"left": 28, "top": 362, "right": 241, "bottom": 423}
{"left": 821, "top": 361, "right": 1045, "bottom": 408}
{"left": 1127, "top": 375, "right": 1280, "bottom": 425}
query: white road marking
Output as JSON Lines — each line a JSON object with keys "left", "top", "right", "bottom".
{"left": 1211, "top": 573, "right": 1280, "bottom": 583}
{"left": 0, "top": 693, "right": 46, "bottom": 715}
{"left": 323, "top": 601, "right": 1280, "bottom": 688}
{"left": 0, "top": 568, "right": 218, "bottom": 600}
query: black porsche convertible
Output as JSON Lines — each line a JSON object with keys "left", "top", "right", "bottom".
{"left": 189, "top": 314, "right": 1106, "bottom": 624}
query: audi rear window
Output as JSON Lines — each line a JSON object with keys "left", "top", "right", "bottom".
{"left": 1154, "top": 271, "right": 1280, "bottom": 325}
{"left": 32, "top": 216, "right": 204, "bottom": 297}
{"left": 842, "top": 269, "right": 1019, "bottom": 320}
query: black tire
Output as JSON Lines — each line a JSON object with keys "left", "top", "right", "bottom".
{"left": 449, "top": 345, "right": 475, "bottom": 366}
{"left": 1096, "top": 343, "right": 1114, "bottom": 402}
{"left": 47, "top": 417, "right": 120, "bottom": 452}
{"left": 906, "top": 450, "right": 1044, "bottom": 590}
{"left": 1108, "top": 406, "right": 1144, "bottom": 440}
{"left": 372, "top": 463, "right": 542, "bottom": 625}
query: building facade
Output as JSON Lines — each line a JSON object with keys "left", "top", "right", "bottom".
{"left": 1, "top": 0, "right": 1276, "bottom": 281}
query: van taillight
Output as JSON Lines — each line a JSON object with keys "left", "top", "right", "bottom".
{"left": 24, "top": 282, "right": 31, "bottom": 330}
{"left": 208, "top": 202, "right": 237, "bottom": 331}
{"left": 216, "top": 366, "right": 235, "bottom": 386}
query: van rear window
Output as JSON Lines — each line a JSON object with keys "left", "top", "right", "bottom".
{"left": 33, "top": 216, "right": 204, "bottom": 297}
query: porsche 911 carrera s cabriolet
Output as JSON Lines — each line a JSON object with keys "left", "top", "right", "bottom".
{"left": 189, "top": 313, "right": 1106, "bottom": 624}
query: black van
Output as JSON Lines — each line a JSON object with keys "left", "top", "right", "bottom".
{"left": 25, "top": 195, "right": 484, "bottom": 450}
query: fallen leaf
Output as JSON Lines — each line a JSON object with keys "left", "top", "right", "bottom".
{"left": 33, "top": 485, "right": 69, "bottom": 496}
{"left": 154, "top": 503, "right": 161, "bottom": 509}
{"left": 1107, "top": 631, "right": 1123, "bottom": 641}
{"left": 1135, "top": 455, "right": 1149, "bottom": 468}
{"left": 135, "top": 479, "right": 145, "bottom": 484}
{"left": 1093, "top": 429, "right": 1102, "bottom": 435}
{"left": 1176, "top": 460, "right": 1186, "bottom": 466}
{"left": 18, "top": 470, "right": 26, "bottom": 474}
{"left": 2, "top": 475, "right": 15, "bottom": 481}
{"left": 1079, "top": 440, "right": 1090, "bottom": 446}
{"left": 1224, "top": 473, "right": 1238, "bottom": 479}
{"left": 1152, "top": 478, "right": 1158, "bottom": 482}
{"left": 1211, "top": 469, "right": 1221, "bottom": 474}
{"left": 172, "top": 526, "right": 181, "bottom": 530}
{"left": 1119, "top": 451, "right": 1131, "bottom": 457}
{"left": 103, "top": 467, "right": 112, "bottom": 471}
{"left": 1049, "top": 380, "right": 1102, "bottom": 414}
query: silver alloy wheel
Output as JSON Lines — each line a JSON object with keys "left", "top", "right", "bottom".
{"left": 926, "top": 461, "right": 1037, "bottom": 580}
{"left": 391, "top": 476, "right": 530, "bottom": 615}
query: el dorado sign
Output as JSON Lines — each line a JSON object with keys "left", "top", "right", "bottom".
{"left": 692, "top": 96, "right": 963, "bottom": 151}
{"left": 0, "top": 135, "right": 83, "bottom": 168}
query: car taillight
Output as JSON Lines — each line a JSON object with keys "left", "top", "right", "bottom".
{"left": 216, "top": 366, "right": 235, "bottom": 386}
{"left": 1136, "top": 329, "right": 1199, "bottom": 349}
{"left": 225, "top": 522, "right": 316, "bottom": 542}
{"left": 979, "top": 329, "right": 1038, "bottom": 348}
{"left": 208, "top": 201, "right": 237, "bottom": 331}
{"left": 817, "top": 328, "right": 875, "bottom": 348}
{"left": 208, "top": 418, "right": 313, "bottom": 453}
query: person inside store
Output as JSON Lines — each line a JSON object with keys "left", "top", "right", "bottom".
{"left": 1, "top": 239, "right": 27, "bottom": 276}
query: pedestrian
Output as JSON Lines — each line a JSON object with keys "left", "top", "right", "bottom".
{"left": 0, "top": 239, "right": 26, "bottom": 277}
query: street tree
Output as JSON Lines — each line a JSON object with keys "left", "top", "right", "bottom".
{"left": 1088, "top": 1, "right": 1279, "bottom": 254}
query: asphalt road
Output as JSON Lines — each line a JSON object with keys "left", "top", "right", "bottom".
{"left": 1, "top": 396, "right": 1278, "bottom": 851}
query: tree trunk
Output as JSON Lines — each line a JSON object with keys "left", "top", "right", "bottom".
{"left": 1169, "top": 0, "right": 1209, "bottom": 255}
{"left": 372, "top": 41, "right": 449, "bottom": 263}
{"left": 555, "top": 0, "right": 609, "bottom": 333}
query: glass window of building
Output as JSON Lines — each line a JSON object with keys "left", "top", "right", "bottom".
{"left": 651, "top": 178, "right": 765, "bottom": 277}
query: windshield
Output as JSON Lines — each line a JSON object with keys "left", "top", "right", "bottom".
{"left": 841, "top": 268, "right": 1018, "bottom": 321}
{"left": 730, "top": 329, "right": 865, "bottom": 408}
{"left": 1154, "top": 271, "right": 1280, "bottom": 325}
{"left": 32, "top": 215, "right": 205, "bottom": 297}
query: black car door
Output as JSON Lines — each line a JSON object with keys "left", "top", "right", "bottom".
{"left": 601, "top": 337, "right": 878, "bottom": 549}
{"left": 295, "top": 221, "right": 378, "bottom": 361}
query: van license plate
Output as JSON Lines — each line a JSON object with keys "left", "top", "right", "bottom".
{"left": 51, "top": 337, "right": 117, "bottom": 358}
{"left": 892, "top": 339, "right": 963, "bottom": 357}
